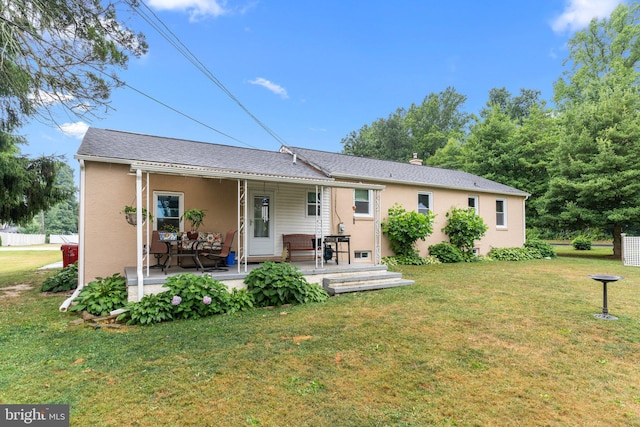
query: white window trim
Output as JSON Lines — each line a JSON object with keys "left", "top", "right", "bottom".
{"left": 153, "top": 191, "right": 185, "bottom": 231}
{"left": 418, "top": 191, "right": 433, "bottom": 215}
{"left": 496, "top": 198, "right": 507, "bottom": 228}
{"left": 468, "top": 195, "right": 479, "bottom": 214}
{"left": 354, "top": 189, "right": 372, "bottom": 217}
{"left": 306, "top": 191, "right": 321, "bottom": 217}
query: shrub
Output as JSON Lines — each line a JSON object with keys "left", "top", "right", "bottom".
{"left": 41, "top": 261, "right": 78, "bottom": 292}
{"left": 70, "top": 273, "right": 128, "bottom": 316}
{"left": 429, "top": 242, "right": 464, "bottom": 263}
{"left": 572, "top": 235, "right": 592, "bottom": 250}
{"left": 443, "top": 207, "right": 488, "bottom": 257}
{"left": 244, "top": 261, "right": 328, "bottom": 307}
{"left": 382, "top": 255, "right": 441, "bottom": 266}
{"left": 227, "top": 288, "right": 255, "bottom": 314}
{"left": 163, "top": 274, "right": 231, "bottom": 320}
{"left": 120, "top": 291, "right": 174, "bottom": 325}
{"left": 381, "top": 203, "right": 435, "bottom": 257}
{"left": 488, "top": 247, "right": 543, "bottom": 261}
{"left": 524, "top": 239, "right": 556, "bottom": 258}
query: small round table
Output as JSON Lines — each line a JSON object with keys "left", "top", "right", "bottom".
{"left": 589, "top": 274, "right": 622, "bottom": 320}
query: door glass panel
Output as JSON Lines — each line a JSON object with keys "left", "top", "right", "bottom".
{"left": 253, "top": 196, "right": 270, "bottom": 238}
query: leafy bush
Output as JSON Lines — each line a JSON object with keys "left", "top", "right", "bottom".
{"left": 381, "top": 203, "right": 435, "bottom": 257}
{"left": 120, "top": 292, "right": 174, "bottom": 325}
{"left": 163, "top": 274, "right": 232, "bottom": 320}
{"left": 70, "top": 273, "right": 128, "bottom": 316}
{"left": 429, "top": 242, "right": 464, "bottom": 263}
{"left": 443, "top": 207, "right": 488, "bottom": 257}
{"left": 382, "top": 255, "right": 441, "bottom": 266}
{"left": 525, "top": 239, "right": 556, "bottom": 258}
{"left": 572, "top": 235, "right": 592, "bottom": 250}
{"left": 488, "top": 247, "right": 543, "bottom": 261}
{"left": 227, "top": 288, "right": 255, "bottom": 314}
{"left": 244, "top": 261, "right": 328, "bottom": 307}
{"left": 41, "top": 261, "right": 78, "bottom": 292}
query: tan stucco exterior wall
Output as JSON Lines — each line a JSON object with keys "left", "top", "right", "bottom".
{"left": 330, "top": 182, "right": 526, "bottom": 258}
{"left": 81, "top": 160, "right": 526, "bottom": 284}
{"left": 82, "top": 161, "right": 238, "bottom": 285}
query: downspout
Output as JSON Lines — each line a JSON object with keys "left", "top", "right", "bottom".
{"left": 59, "top": 160, "right": 86, "bottom": 312}
{"left": 136, "top": 169, "right": 144, "bottom": 301}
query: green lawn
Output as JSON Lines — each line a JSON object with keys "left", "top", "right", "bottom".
{"left": 1, "top": 250, "right": 640, "bottom": 426}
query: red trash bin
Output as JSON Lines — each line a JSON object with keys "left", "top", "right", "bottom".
{"left": 61, "top": 244, "right": 78, "bottom": 267}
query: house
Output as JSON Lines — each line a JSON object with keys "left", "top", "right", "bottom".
{"left": 69, "top": 127, "right": 529, "bottom": 303}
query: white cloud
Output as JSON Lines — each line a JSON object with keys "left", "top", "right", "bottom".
{"left": 551, "top": 0, "right": 621, "bottom": 33}
{"left": 147, "top": 0, "right": 228, "bottom": 21}
{"left": 249, "top": 77, "right": 289, "bottom": 99}
{"left": 58, "top": 122, "right": 89, "bottom": 139}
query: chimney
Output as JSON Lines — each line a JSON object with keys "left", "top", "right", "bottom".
{"left": 409, "top": 153, "right": 422, "bottom": 166}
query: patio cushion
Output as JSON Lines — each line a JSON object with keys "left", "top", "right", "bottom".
{"left": 197, "top": 232, "right": 223, "bottom": 251}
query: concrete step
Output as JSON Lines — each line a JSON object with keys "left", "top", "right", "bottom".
{"left": 322, "top": 272, "right": 414, "bottom": 295}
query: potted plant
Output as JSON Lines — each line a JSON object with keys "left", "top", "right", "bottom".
{"left": 181, "top": 208, "right": 206, "bottom": 238}
{"left": 122, "top": 206, "right": 153, "bottom": 226}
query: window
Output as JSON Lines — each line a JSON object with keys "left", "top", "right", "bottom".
{"left": 307, "top": 192, "right": 321, "bottom": 216}
{"left": 418, "top": 192, "right": 432, "bottom": 215}
{"left": 496, "top": 199, "right": 506, "bottom": 227}
{"left": 354, "top": 251, "right": 371, "bottom": 261}
{"left": 354, "top": 189, "right": 371, "bottom": 216}
{"left": 154, "top": 192, "right": 184, "bottom": 231}
{"left": 468, "top": 196, "right": 478, "bottom": 213}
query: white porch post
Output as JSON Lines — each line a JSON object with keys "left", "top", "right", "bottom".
{"left": 374, "top": 189, "right": 381, "bottom": 265}
{"left": 136, "top": 169, "right": 144, "bottom": 301}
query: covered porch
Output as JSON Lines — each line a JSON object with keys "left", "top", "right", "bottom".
{"left": 126, "top": 162, "right": 386, "bottom": 302}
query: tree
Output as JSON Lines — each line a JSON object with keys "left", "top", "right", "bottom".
{"left": 544, "top": 79, "right": 640, "bottom": 259}
{"left": 554, "top": 2, "right": 640, "bottom": 109}
{"left": 480, "top": 87, "right": 542, "bottom": 123}
{"left": 0, "top": 0, "right": 147, "bottom": 130}
{"left": 341, "top": 109, "right": 413, "bottom": 162}
{"left": 543, "top": 2, "right": 640, "bottom": 259}
{"left": 340, "top": 87, "right": 471, "bottom": 162}
{"left": 0, "top": 0, "right": 146, "bottom": 224}
{"left": 45, "top": 163, "right": 78, "bottom": 234}
{"left": 0, "top": 141, "right": 71, "bottom": 225}
{"left": 404, "top": 87, "right": 472, "bottom": 158}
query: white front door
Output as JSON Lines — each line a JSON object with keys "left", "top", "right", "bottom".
{"left": 249, "top": 192, "right": 275, "bottom": 256}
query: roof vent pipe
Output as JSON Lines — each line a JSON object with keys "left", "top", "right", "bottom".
{"left": 293, "top": 154, "right": 297, "bottom": 164}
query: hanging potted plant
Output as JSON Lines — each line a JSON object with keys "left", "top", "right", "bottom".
{"left": 181, "top": 208, "right": 206, "bottom": 239}
{"left": 122, "top": 206, "right": 153, "bottom": 226}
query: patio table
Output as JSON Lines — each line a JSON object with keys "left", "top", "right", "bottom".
{"left": 162, "top": 239, "right": 205, "bottom": 274}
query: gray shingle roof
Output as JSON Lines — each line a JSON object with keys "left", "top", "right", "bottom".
{"left": 77, "top": 128, "right": 330, "bottom": 181}
{"left": 77, "top": 128, "right": 528, "bottom": 196}
{"left": 288, "top": 146, "right": 529, "bottom": 196}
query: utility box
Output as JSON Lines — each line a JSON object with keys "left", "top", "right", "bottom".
{"left": 61, "top": 244, "right": 78, "bottom": 267}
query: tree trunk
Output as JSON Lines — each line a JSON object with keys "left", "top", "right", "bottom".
{"left": 613, "top": 223, "right": 622, "bottom": 260}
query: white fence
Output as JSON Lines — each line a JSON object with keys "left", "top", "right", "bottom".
{"left": 50, "top": 234, "right": 79, "bottom": 244}
{"left": 622, "top": 234, "right": 640, "bottom": 267}
{"left": 0, "top": 232, "right": 46, "bottom": 246}
{"left": 0, "top": 232, "right": 78, "bottom": 246}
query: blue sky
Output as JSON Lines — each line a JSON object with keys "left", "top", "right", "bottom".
{"left": 19, "top": 0, "right": 625, "bottom": 175}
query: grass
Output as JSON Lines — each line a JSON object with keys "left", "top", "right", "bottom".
{"left": 2, "top": 250, "right": 640, "bottom": 426}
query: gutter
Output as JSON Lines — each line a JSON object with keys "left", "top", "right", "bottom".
{"left": 59, "top": 159, "right": 86, "bottom": 312}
